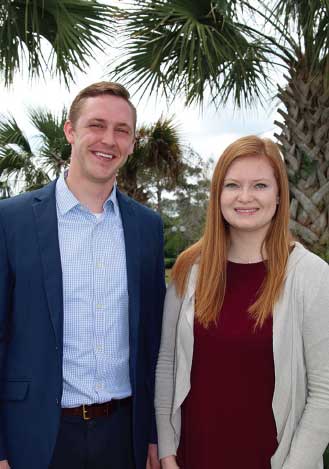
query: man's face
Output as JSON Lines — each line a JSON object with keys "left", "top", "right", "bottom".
{"left": 64, "top": 94, "right": 135, "bottom": 188}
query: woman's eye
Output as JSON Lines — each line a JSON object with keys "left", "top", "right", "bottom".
{"left": 224, "top": 183, "right": 238, "bottom": 188}
{"left": 255, "top": 183, "right": 267, "bottom": 189}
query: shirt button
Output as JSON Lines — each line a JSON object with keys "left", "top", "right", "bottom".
{"left": 96, "top": 262, "right": 103, "bottom": 269}
{"left": 96, "top": 304, "right": 103, "bottom": 310}
{"left": 96, "top": 345, "right": 103, "bottom": 352}
{"left": 95, "top": 383, "right": 103, "bottom": 390}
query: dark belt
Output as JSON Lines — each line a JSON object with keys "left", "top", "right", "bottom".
{"left": 61, "top": 397, "right": 132, "bottom": 420}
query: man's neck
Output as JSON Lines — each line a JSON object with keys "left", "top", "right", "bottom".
{"left": 65, "top": 172, "right": 115, "bottom": 213}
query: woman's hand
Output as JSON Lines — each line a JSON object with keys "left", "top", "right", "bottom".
{"left": 161, "top": 455, "right": 180, "bottom": 468}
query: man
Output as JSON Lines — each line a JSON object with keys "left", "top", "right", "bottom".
{"left": 0, "top": 82, "right": 166, "bottom": 469}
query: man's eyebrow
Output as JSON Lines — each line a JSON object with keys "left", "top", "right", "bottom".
{"left": 116, "top": 122, "right": 133, "bottom": 129}
{"left": 88, "top": 118, "right": 106, "bottom": 123}
{"left": 88, "top": 118, "right": 132, "bottom": 128}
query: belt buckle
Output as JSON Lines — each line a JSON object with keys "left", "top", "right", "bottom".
{"left": 82, "top": 404, "right": 91, "bottom": 420}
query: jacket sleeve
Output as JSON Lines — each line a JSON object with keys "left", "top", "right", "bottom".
{"left": 148, "top": 216, "right": 166, "bottom": 445}
{"left": 155, "top": 282, "right": 182, "bottom": 459}
{"left": 0, "top": 211, "right": 12, "bottom": 461}
{"left": 282, "top": 262, "right": 329, "bottom": 469}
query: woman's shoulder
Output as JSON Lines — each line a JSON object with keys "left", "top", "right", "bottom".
{"left": 288, "top": 242, "right": 329, "bottom": 273}
{"left": 287, "top": 242, "right": 329, "bottom": 295}
{"left": 164, "top": 281, "right": 184, "bottom": 312}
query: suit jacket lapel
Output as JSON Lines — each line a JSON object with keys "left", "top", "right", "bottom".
{"left": 117, "top": 190, "right": 141, "bottom": 388}
{"left": 32, "top": 181, "right": 63, "bottom": 350}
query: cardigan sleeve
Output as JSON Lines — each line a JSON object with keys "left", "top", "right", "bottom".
{"left": 155, "top": 282, "right": 182, "bottom": 460}
{"left": 282, "top": 260, "right": 329, "bottom": 469}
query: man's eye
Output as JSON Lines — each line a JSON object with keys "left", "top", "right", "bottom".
{"left": 90, "top": 124, "right": 103, "bottom": 128}
{"left": 117, "top": 128, "right": 129, "bottom": 133}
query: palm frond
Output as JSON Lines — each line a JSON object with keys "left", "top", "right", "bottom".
{"left": 0, "top": 0, "right": 117, "bottom": 86}
{"left": 0, "top": 180, "right": 12, "bottom": 199}
{"left": 0, "top": 147, "right": 30, "bottom": 174}
{"left": 141, "top": 116, "right": 183, "bottom": 185}
{"left": 0, "top": 115, "right": 32, "bottom": 154}
{"left": 0, "top": 147, "right": 38, "bottom": 192}
{"left": 111, "top": 0, "right": 273, "bottom": 107}
{"left": 118, "top": 116, "right": 184, "bottom": 202}
{"left": 271, "top": 0, "right": 329, "bottom": 68}
{"left": 24, "top": 168, "right": 51, "bottom": 191}
{"left": 28, "top": 107, "right": 71, "bottom": 175}
{"left": 0, "top": 106, "right": 69, "bottom": 193}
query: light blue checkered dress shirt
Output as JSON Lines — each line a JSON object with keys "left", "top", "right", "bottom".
{"left": 56, "top": 175, "right": 131, "bottom": 407}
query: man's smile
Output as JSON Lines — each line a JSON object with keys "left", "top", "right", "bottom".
{"left": 94, "top": 151, "right": 115, "bottom": 160}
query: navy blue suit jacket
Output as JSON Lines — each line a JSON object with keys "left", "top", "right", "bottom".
{"left": 0, "top": 181, "right": 166, "bottom": 469}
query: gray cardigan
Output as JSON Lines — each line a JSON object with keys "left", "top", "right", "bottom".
{"left": 155, "top": 243, "right": 329, "bottom": 468}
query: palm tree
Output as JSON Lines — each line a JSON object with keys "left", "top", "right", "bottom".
{"left": 113, "top": 0, "right": 329, "bottom": 257}
{"left": 117, "top": 116, "right": 184, "bottom": 212}
{"left": 0, "top": 180, "right": 12, "bottom": 199}
{"left": 0, "top": 108, "right": 70, "bottom": 193}
{"left": 113, "top": 0, "right": 270, "bottom": 107}
{"left": 0, "top": 0, "right": 116, "bottom": 85}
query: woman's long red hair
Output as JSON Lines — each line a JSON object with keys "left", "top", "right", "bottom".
{"left": 171, "top": 135, "right": 292, "bottom": 328}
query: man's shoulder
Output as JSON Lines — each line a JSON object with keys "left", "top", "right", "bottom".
{"left": 0, "top": 190, "right": 35, "bottom": 210}
{"left": 117, "top": 190, "right": 162, "bottom": 223}
{"left": 0, "top": 181, "right": 56, "bottom": 214}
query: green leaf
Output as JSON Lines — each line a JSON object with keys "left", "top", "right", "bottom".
{"left": 0, "top": 0, "right": 116, "bottom": 85}
{"left": 111, "top": 0, "right": 273, "bottom": 107}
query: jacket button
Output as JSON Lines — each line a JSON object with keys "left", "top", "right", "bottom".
{"left": 56, "top": 399, "right": 59, "bottom": 405}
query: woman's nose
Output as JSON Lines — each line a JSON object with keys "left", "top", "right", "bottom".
{"left": 237, "top": 187, "right": 253, "bottom": 202}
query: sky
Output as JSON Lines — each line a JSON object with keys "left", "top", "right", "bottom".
{"left": 0, "top": 2, "right": 284, "bottom": 164}
{"left": 0, "top": 71, "right": 281, "bottom": 163}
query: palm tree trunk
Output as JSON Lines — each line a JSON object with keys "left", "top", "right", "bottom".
{"left": 274, "top": 70, "right": 329, "bottom": 258}
{"left": 156, "top": 181, "right": 163, "bottom": 215}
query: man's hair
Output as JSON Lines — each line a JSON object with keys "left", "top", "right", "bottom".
{"left": 68, "top": 81, "right": 137, "bottom": 131}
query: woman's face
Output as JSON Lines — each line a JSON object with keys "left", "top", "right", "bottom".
{"left": 220, "top": 155, "right": 279, "bottom": 239}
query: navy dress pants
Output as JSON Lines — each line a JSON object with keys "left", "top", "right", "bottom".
{"left": 49, "top": 402, "right": 135, "bottom": 469}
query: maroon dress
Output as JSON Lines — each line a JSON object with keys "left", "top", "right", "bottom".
{"left": 177, "top": 261, "right": 278, "bottom": 469}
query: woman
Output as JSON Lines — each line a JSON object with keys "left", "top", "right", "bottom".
{"left": 155, "top": 135, "right": 329, "bottom": 469}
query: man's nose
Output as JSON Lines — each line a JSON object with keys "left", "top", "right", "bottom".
{"left": 101, "top": 127, "right": 117, "bottom": 146}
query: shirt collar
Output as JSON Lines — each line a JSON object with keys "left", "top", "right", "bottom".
{"left": 56, "top": 173, "right": 80, "bottom": 215}
{"left": 56, "top": 172, "right": 120, "bottom": 217}
{"left": 105, "top": 183, "right": 120, "bottom": 217}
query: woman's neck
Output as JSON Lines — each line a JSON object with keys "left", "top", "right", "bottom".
{"left": 228, "top": 229, "right": 267, "bottom": 264}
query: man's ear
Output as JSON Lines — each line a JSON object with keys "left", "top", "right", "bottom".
{"left": 128, "top": 137, "right": 136, "bottom": 156}
{"left": 63, "top": 120, "right": 75, "bottom": 144}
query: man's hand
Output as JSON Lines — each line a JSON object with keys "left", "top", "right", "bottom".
{"left": 146, "top": 443, "right": 160, "bottom": 469}
{"left": 0, "top": 460, "right": 10, "bottom": 469}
